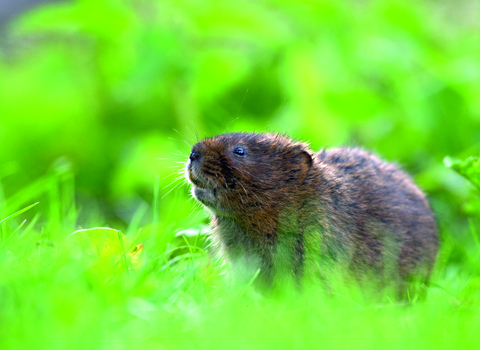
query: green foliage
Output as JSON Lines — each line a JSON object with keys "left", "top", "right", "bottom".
{"left": 69, "top": 227, "right": 144, "bottom": 271}
{"left": 0, "top": 172, "right": 479, "bottom": 350}
{"left": 1, "top": 0, "right": 479, "bottom": 224}
{"left": 0, "top": 0, "right": 480, "bottom": 348}
{"left": 445, "top": 156, "right": 480, "bottom": 191}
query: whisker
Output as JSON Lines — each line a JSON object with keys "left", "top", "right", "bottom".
{"left": 162, "top": 172, "right": 183, "bottom": 179}
{"left": 173, "top": 128, "right": 193, "bottom": 147}
{"left": 161, "top": 181, "right": 184, "bottom": 199}
{"left": 219, "top": 174, "right": 227, "bottom": 187}
{"left": 236, "top": 177, "right": 264, "bottom": 206}
{"left": 170, "top": 154, "right": 185, "bottom": 158}
{"left": 187, "top": 202, "right": 205, "bottom": 222}
{"left": 162, "top": 176, "right": 185, "bottom": 190}
{"left": 234, "top": 179, "right": 249, "bottom": 205}
{"left": 186, "top": 124, "right": 199, "bottom": 143}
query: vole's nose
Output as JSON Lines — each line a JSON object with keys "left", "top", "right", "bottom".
{"left": 189, "top": 151, "right": 201, "bottom": 162}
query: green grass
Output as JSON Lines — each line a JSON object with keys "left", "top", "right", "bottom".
{"left": 0, "top": 168, "right": 479, "bottom": 350}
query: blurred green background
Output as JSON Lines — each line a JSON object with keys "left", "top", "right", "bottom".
{"left": 0, "top": 0, "right": 479, "bottom": 241}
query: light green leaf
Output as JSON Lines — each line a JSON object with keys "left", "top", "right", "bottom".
{"left": 444, "top": 156, "right": 480, "bottom": 190}
{"left": 69, "top": 227, "right": 143, "bottom": 269}
{"left": 175, "top": 226, "right": 212, "bottom": 237}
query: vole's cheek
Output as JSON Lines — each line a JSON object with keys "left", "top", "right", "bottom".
{"left": 193, "top": 187, "right": 218, "bottom": 208}
{"left": 186, "top": 160, "right": 197, "bottom": 181}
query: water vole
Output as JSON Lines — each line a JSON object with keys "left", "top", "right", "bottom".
{"left": 185, "top": 132, "right": 438, "bottom": 291}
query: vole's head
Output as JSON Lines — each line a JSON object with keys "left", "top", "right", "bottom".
{"left": 186, "top": 133, "right": 313, "bottom": 216}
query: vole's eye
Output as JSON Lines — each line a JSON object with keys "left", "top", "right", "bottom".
{"left": 233, "top": 147, "right": 246, "bottom": 157}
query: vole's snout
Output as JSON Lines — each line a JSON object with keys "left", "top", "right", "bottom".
{"left": 187, "top": 148, "right": 207, "bottom": 189}
{"left": 189, "top": 151, "right": 201, "bottom": 162}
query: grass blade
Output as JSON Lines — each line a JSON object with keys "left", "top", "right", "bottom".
{"left": 0, "top": 202, "right": 39, "bottom": 225}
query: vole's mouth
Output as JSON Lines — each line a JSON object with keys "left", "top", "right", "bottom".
{"left": 188, "top": 168, "right": 207, "bottom": 189}
{"left": 190, "top": 174, "right": 205, "bottom": 189}
{"left": 187, "top": 168, "right": 222, "bottom": 209}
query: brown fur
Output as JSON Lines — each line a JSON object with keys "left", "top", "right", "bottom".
{"left": 185, "top": 133, "right": 438, "bottom": 291}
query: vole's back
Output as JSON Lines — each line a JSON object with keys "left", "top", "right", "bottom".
{"left": 315, "top": 148, "right": 438, "bottom": 282}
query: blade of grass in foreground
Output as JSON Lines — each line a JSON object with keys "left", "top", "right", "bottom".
{"left": 0, "top": 202, "right": 39, "bottom": 225}
{"left": 0, "top": 202, "right": 39, "bottom": 242}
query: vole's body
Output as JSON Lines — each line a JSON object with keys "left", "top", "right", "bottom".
{"left": 186, "top": 133, "right": 438, "bottom": 290}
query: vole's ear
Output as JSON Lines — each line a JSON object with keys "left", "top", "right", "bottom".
{"left": 285, "top": 145, "right": 313, "bottom": 183}
{"left": 298, "top": 150, "right": 313, "bottom": 180}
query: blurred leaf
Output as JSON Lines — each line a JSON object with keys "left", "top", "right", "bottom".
{"left": 2, "top": 0, "right": 480, "bottom": 233}
{"left": 191, "top": 49, "right": 251, "bottom": 104}
{"left": 186, "top": 0, "right": 291, "bottom": 46}
{"left": 175, "top": 226, "right": 212, "bottom": 237}
{"left": 445, "top": 156, "right": 480, "bottom": 191}
{"left": 69, "top": 227, "right": 143, "bottom": 269}
{"left": 15, "top": 0, "right": 134, "bottom": 40}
